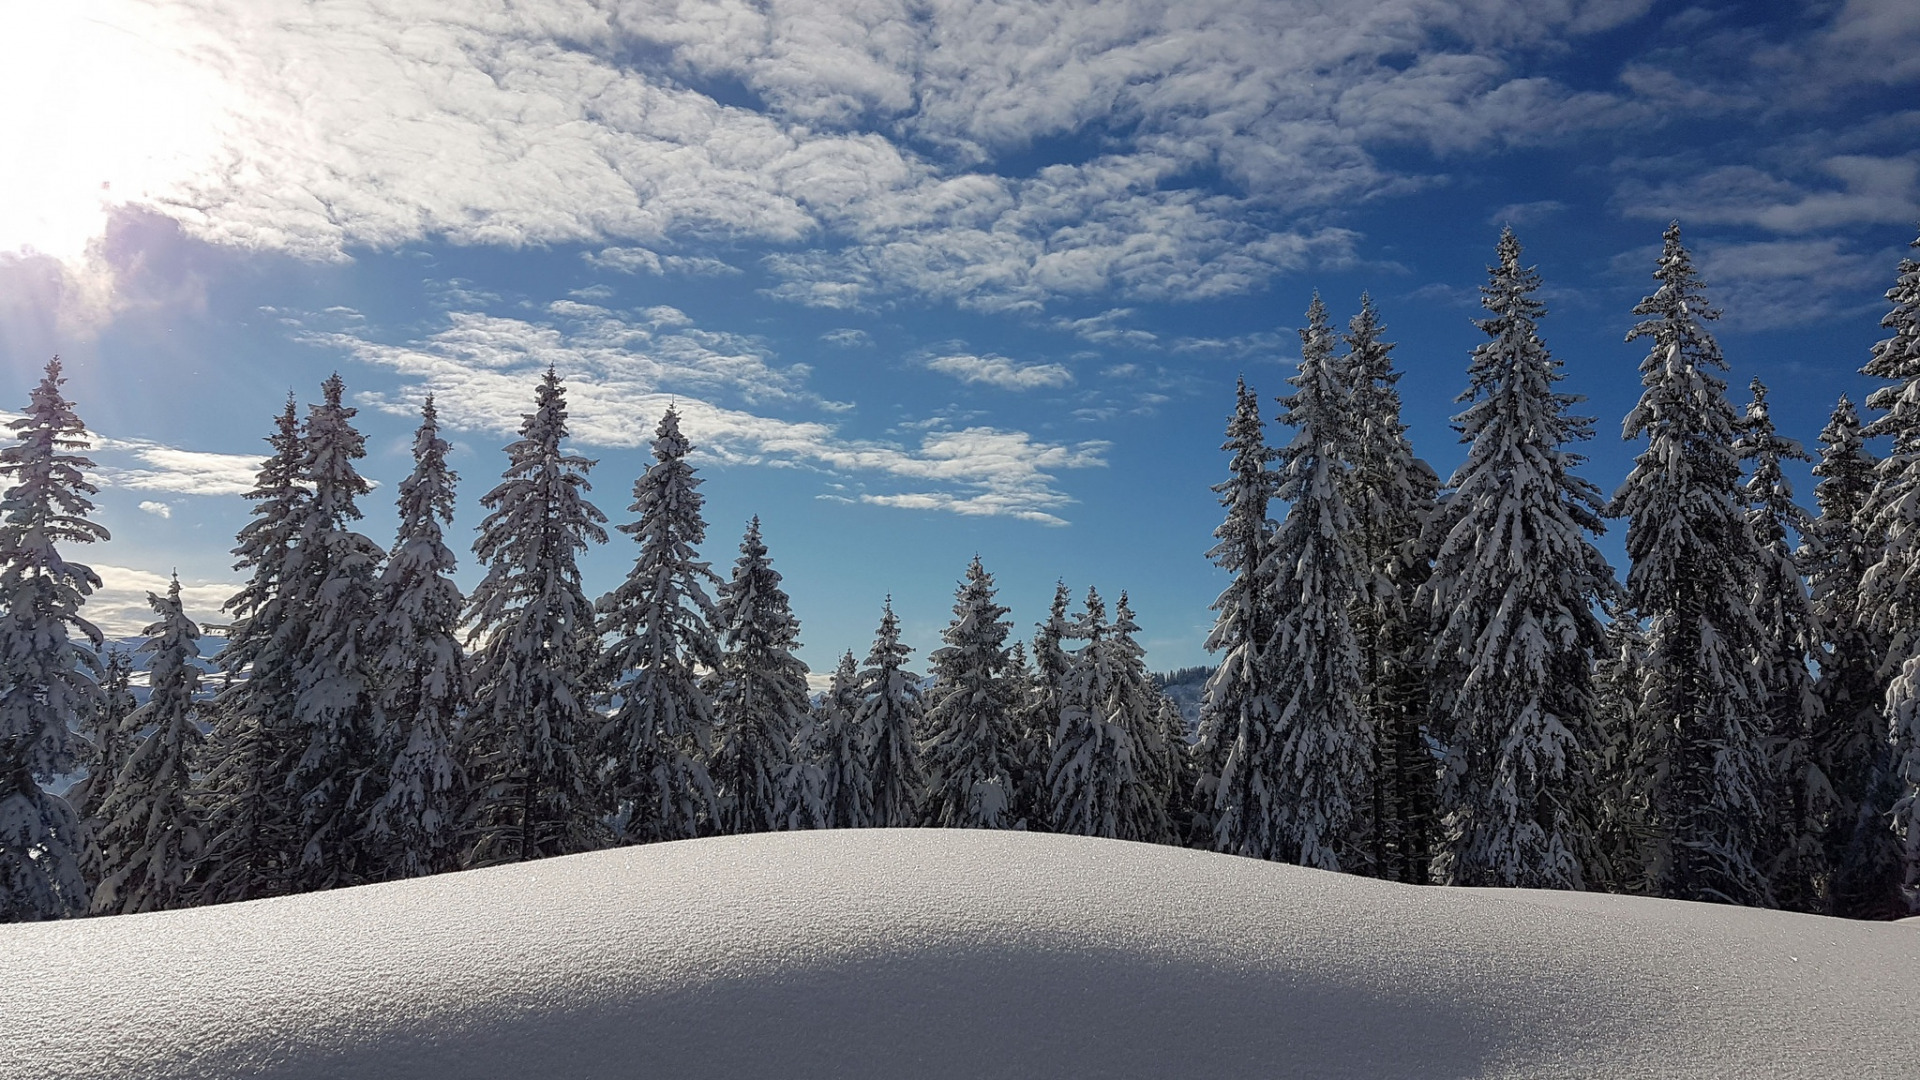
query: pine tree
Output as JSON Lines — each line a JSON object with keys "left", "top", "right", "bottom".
{"left": 1049, "top": 588, "right": 1124, "bottom": 838}
{"left": 855, "top": 598, "right": 924, "bottom": 828}
{"left": 69, "top": 647, "right": 135, "bottom": 850}
{"left": 920, "top": 558, "right": 1021, "bottom": 829}
{"left": 1341, "top": 293, "right": 1439, "bottom": 884}
{"left": 1736, "top": 378, "right": 1827, "bottom": 912}
{"left": 1610, "top": 222, "right": 1772, "bottom": 907}
{"left": 815, "top": 651, "right": 871, "bottom": 828}
{"left": 1110, "top": 593, "right": 1175, "bottom": 844}
{"left": 464, "top": 369, "right": 608, "bottom": 864}
{"left": 91, "top": 576, "right": 205, "bottom": 915}
{"left": 0, "top": 359, "right": 106, "bottom": 921}
{"left": 280, "top": 374, "right": 385, "bottom": 892}
{"left": 595, "top": 405, "right": 720, "bottom": 845}
{"left": 1004, "top": 639, "right": 1048, "bottom": 831}
{"left": 1809, "top": 396, "right": 1901, "bottom": 917}
{"left": 1419, "top": 229, "right": 1613, "bottom": 889}
{"left": 1019, "top": 586, "right": 1075, "bottom": 832}
{"left": 195, "top": 397, "right": 303, "bottom": 905}
{"left": 1194, "top": 378, "right": 1277, "bottom": 848}
{"left": 1863, "top": 228, "right": 1920, "bottom": 910}
{"left": 363, "top": 398, "right": 466, "bottom": 880}
{"left": 707, "top": 517, "right": 811, "bottom": 835}
{"left": 1592, "top": 597, "right": 1657, "bottom": 894}
{"left": 1220, "top": 296, "right": 1372, "bottom": 870}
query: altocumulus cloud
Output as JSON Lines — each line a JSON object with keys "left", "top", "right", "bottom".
{"left": 926, "top": 354, "right": 1074, "bottom": 391}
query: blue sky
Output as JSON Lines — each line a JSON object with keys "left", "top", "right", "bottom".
{"left": 2, "top": 0, "right": 1917, "bottom": 679}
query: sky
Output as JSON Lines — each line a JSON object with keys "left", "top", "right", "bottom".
{"left": 1, "top": 0, "right": 1917, "bottom": 679}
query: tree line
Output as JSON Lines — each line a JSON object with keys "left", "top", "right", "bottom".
{"left": 1, "top": 220, "right": 1915, "bottom": 922}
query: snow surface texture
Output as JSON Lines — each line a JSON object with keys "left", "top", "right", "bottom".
{"left": 3, "top": 830, "right": 1912, "bottom": 1079}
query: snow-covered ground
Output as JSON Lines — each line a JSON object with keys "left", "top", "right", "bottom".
{"left": 4, "top": 830, "right": 1912, "bottom": 1079}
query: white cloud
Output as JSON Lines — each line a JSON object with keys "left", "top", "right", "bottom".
{"left": 1617, "top": 155, "right": 1920, "bottom": 233}
{"left": 584, "top": 246, "right": 740, "bottom": 277}
{"left": 926, "top": 353, "right": 1073, "bottom": 391}
{"left": 88, "top": 436, "right": 260, "bottom": 496}
{"left": 819, "top": 327, "right": 871, "bottom": 347}
{"left": 1053, "top": 308, "right": 1159, "bottom": 347}
{"left": 88, "top": 563, "right": 237, "bottom": 640}
{"left": 137, "top": 500, "right": 171, "bottom": 518}
{"left": 312, "top": 301, "right": 1105, "bottom": 523}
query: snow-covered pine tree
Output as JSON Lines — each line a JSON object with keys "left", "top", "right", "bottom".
{"left": 464, "top": 369, "right": 608, "bottom": 865}
{"left": 1019, "top": 585, "right": 1074, "bottom": 832}
{"left": 1155, "top": 692, "right": 1195, "bottom": 846}
{"left": 1222, "top": 295, "right": 1372, "bottom": 870}
{"left": 195, "top": 397, "right": 304, "bottom": 905}
{"left": 1808, "top": 396, "right": 1901, "bottom": 917}
{"left": 814, "top": 651, "right": 871, "bottom": 829}
{"left": 363, "top": 397, "right": 466, "bottom": 880}
{"left": 1592, "top": 596, "right": 1657, "bottom": 894}
{"left": 1341, "top": 293, "right": 1440, "bottom": 884}
{"left": 280, "top": 373, "right": 386, "bottom": 892}
{"left": 1736, "top": 378, "right": 1827, "bottom": 912}
{"left": 1611, "top": 222, "right": 1773, "bottom": 907}
{"left": 920, "top": 557, "right": 1022, "bottom": 829}
{"left": 855, "top": 598, "right": 924, "bottom": 828}
{"left": 1418, "top": 228, "right": 1613, "bottom": 890}
{"left": 1194, "top": 378, "right": 1277, "bottom": 848}
{"left": 1110, "top": 593, "right": 1175, "bottom": 844}
{"left": 707, "top": 517, "right": 811, "bottom": 835}
{"left": 1004, "top": 639, "right": 1048, "bottom": 831}
{"left": 1863, "top": 228, "right": 1920, "bottom": 910}
{"left": 0, "top": 359, "right": 106, "bottom": 921}
{"left": 69, "top": 647, "right": 135, "bottom": 850}
{"left": 91, "top": 575, "right": 205, "bottom": 915}
{"left": 595, "top": 405, "right": 720, "bottom": 845}
{"left": 1049, "top": 588, "right": 1124, "bottom": 838}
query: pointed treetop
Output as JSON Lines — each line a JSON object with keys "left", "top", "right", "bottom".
{"left": 654, "top": 405, "right": 691, "bottom": 462}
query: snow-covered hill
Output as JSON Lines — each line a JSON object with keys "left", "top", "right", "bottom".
{"left": 4, "top": 830, "right": 1911, "bottom": 1079}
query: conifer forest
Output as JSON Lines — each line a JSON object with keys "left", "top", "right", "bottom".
{"left": 8, "top": 222, "right": 1920, "bottom": 924}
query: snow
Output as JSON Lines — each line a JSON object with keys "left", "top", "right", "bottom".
{"left": 4, "top": 829, "right": 1912, "bottom": 1079}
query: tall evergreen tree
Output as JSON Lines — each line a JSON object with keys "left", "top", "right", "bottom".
{"left": 69, "top": 647, "right": 135, "bottom": 857}
{"left": 464, "top": 369, "right": 608, "bottom": 864}
{"left": 1418, "top": 229, "right": 1612, "bottom": 889}
{"left": 281, "top": 374, "right": 385, "bottom": 892}
{"left": 1809, "top": 396, "right": 1901, "bottom": 916}
{"left": 1194, "top": 378, "right": 1277, "bottom": 848}
{"left": 1110, "top": 593, "right": 1175, "bottom": 844}
{"left": 1610, "top": 222, "right": 1772, "bottom": 907}
{"left": 363, "top": 398, "right": 466, "bottom": 880}
{"left": 0, "top": 359, "right": 106, "bottom": 921}
{"left": 1220, "top": 296, "right": 1372, "bottom": 870}
{"left": 1592, "top": 596, "right": 1656, "bottom": 893}
{"left": 596, "top": 405, "right": 719, "bottom": 845}
{"left": 815, "top": 651, "right": 871, "bottom": 829}
{"left": 707, "top": 517, "right": 811, "bottom": 835}
{"left": 920, "top": 558, "right": 1021, "bottom": 829}
{"left": 1009, "top": 612, "right": 1057, "bottom": 834}
{"left": 1341, "top": 292, "right": 1439, "bottom": 884}
{"left": 1863, "top": 228, "right": 1920, "bottom": 910}
{"left": 91, "top": 576, "right": 205, "bottom": 915}
{"left": 1049, "top": 588, "right": 1125, "bottom": 838}
{"left": 855, "top": 598, "right": 924, "bottom": 828}
{"left": 195, "top": 397, "right": 303, "bottom": 905}
{"left": 1736, "top": 378, "right": 1827, "bottom": 912}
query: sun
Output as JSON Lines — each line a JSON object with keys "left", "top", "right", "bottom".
{"left": 0, "top": 0, "right": 232, "bottom": 264}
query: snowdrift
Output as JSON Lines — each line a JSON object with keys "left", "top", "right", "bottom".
{"left": 3, "top": 830, "right": 1912, "bottom": 1079}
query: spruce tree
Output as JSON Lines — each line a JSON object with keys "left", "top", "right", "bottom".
{"left": 69, "top": 647, "right": 135, "bottom": 853}
{"left": 596, "top": 405, "right": 720, "bottom": 845}
{"left": 281, "top": 374, "right": 385, "bottom": 892}
{"left": 1809, "top": 396, "right": 1901, "bottom": 916}
{"left": 920, "top": 557, "right": 1021, "bottom": 829}
{"left": 1048, "top": 588, "right": 1124, "bottom": 838}
{"left": 91, "top": 576, "right": 205, "bottom": 915}
{"left": 464, "top": 369, "right": 608, "bottom": 864}
{"left": 1864, "top": 228, "right": 1920, "bottom": 910}
{"left": 1194, "top": 378, "right": 1277, "bottom": 848}
{"left": 1342, "top": 293, "right": 1439, "bottom": 884}
{"left": 196, "top": 397, "right": 303, "bottom": 905}
{"left": 855, "top": 598, "right": 924, "bottom": 828}
{"left": 0, "top": 359, "right": 106, "bottom": 920}
{"left": 1004, "top": 638, "right": 1049, "bottom": 831}
{"left": 363, "top": 398, "right": 466, "bottom": 880}
{"left": 707, "top": 517, "right": 811, "bottom": 835}
{"left": 815, "top": 651, "right": 871, "bottom": 828}
{"left": 1110, "top": 593, "right": 1175, "bottom": 844}
{"left": 1419, "top": 229, "right": 1612, "bottom": 890}
{"left": 1592, "top": 597, "right": 1656, "bottom": 894}
{"left": 1610, "top": 222, "right": 1772, "bottom": 907}
{"left": 1736, "top": 379, "right": 1827, "bottom": 912}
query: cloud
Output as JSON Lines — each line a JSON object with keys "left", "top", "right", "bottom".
{"left": 819, "top": 328, "right": 871, "bottom": 347}
{"left": 87, "top": 564, "right": 238, "bottom": 640}
{"left": 1691, "top": 236, "right": 1894, "bottom": 329}
{"left": 1617, "top": 155, "right": 1920, "bottom": 233}
{"left": 1053, "top": 309, "right": 1159, "bottom": 347}
{"left": 584, "top": 246, "right": 740, "bottom": 277}
{"left": 137, "top": 501, "right": 171, "bottom": 518}
{"left": 1487, "top": 200, "right": 1566, "bottom": 227}
{"left": 88, "top": 436, "right": 261, "bottom": 496}
{"left": 310, "top": 300, "right": 1105, "bottom": 523}
{"left": 926, "top": 353, "right": 1074, "bottom": 391}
